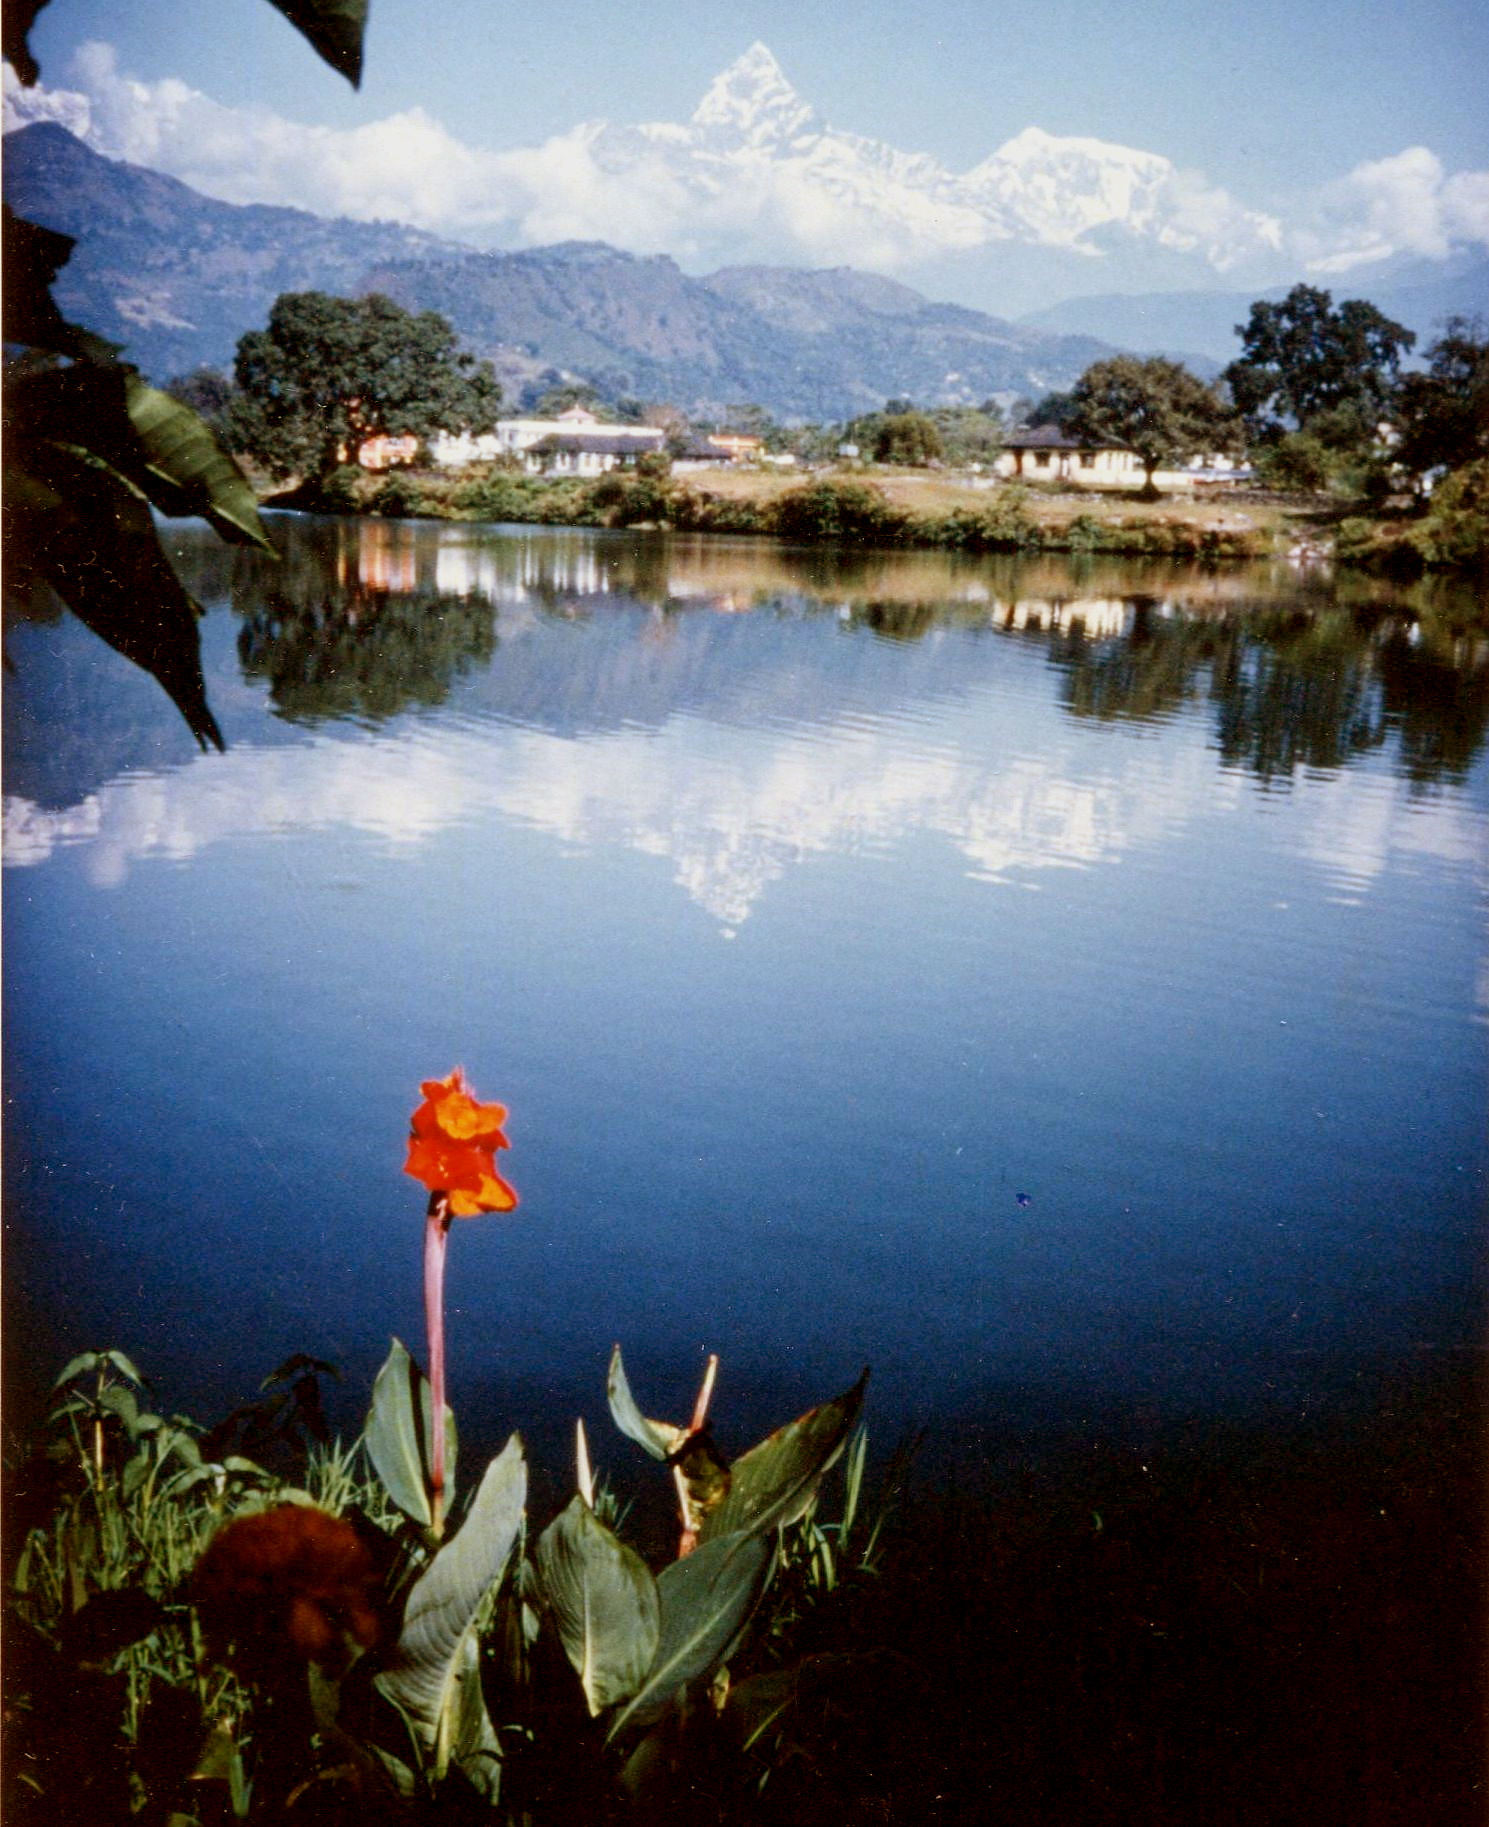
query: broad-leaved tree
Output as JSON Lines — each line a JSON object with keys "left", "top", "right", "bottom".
{"left": 1067, "top": 356, "right": 1241, "bottom": 492}
{"left": 1224, "top": 284, "right": 1414, "bottom": 444}
{"left": 228, "top": 291, "right": 501, "bottom": 485}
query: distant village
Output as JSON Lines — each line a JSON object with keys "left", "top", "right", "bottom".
{"left": 356, "top": 402, "right": 1252, "bottom": 493}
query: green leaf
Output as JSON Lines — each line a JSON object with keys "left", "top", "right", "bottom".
{"left": 97, "top": 1385, "right": 141, "bottom": 1435}
{"left": 606, "top": 1345, "right": 687, "bottom": 1461}
{"left": 698, "top": 1371, "right": 868, "bottom": 1544}
{"left": 7, "top": 363, "right": 271, "bottom": 549}
{"left": 536, "top": 1497, "right": 660, "bottom": 1716}
{"left": 124, "top": 375, "right": 274, "bottom": 549}
{"left": 4, "top": 443, "right": 225, "bottom": 751}
{"left": 364, "top": 1338, "right": 457, "bottom": 1527}
{"left": 606, "top": 1530, "right": 775, "bottom": 1741}
{"left": 103, "top": 1350, "right": 145, "bottom": 1386}
{"left": 376, "top": 1437, "right": 526, "bottom": 1772}
{"left": 267, "top": 0, "right": 369, "bottom": 86}
{"left": 51, "top": 1352, "right": 101, "bottom": 1391}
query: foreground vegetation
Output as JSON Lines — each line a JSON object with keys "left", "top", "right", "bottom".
{"left": 8, "top": 1344, "right": 1480, "bottom": 1825}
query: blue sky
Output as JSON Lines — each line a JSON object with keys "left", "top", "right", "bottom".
{"left": 24, "top": 0, "right": 1487, "bottom": 187}
{"left": 10, "top": 0, "right": 1489, "bottom": 303}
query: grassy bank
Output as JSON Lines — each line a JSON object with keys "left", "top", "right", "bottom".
{"left": 282, "top": 464, "right": 1277, "bottom": 563}
{"left": 272, "top": 459, "right": 1489, "bottom": 576}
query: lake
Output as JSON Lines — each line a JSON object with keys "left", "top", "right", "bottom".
{"left": 4, "top": 514, "right": 1486, "bottom": 1481}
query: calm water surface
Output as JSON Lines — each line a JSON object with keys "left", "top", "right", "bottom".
{"left": 5, "top": 516, "right": 1487, "bottom": 1472}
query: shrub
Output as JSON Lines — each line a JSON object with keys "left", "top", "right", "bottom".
{"left": 1257, "top": 433, "right": 1334, "bottom": 494}
{"left": 771, "top": 479, "right": 906, "bottom": 545}
{"left": 369, "top": 471, "right": 425, "bottom": 518}
{"left": 1409, "top": 459, "right": 1489, "bottom": 572}
{"left": 317, "top": 466, "right": 364, "bottom": 514}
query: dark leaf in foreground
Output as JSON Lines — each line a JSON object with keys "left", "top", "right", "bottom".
{"left": 5, "top": 447, "right": 224, "bottom": 750}
{"left": 268, "top": 0, "right": 369, "bottom": 87}
{"left": 698, "top": 1370, "right": 869, "bottom": 1543}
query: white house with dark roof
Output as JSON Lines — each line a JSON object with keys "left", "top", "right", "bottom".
{"left": 997, "top": 426, "right": 1143, "bottom": 484}
{"left": 524, "top": 432, "right": 673, "bottom": 477}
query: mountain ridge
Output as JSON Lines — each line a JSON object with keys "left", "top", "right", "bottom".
{"left": 3, "top": 121, "right": 1118, "bottom": 416}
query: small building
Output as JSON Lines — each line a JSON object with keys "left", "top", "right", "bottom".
{"left": 431, "top": 407, "right": 664, "bottom": 469}
{"left": 996, "top": 426, "right": 1142, "bottom": 485}
{"left": 522, "top": 433, "right": 660, "bottom": 478}
{"left": 706, "top": 433, "right": 765, "bottom": 462}
{"left": 671, "top": 436, "right": 743, "bottom": 473}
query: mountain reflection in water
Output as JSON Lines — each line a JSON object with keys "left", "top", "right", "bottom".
{"left": 3, "top": 514, "right": 1486, "bottom": 1469}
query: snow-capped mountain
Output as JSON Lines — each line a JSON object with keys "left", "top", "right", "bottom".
{"left": 8, "top": 38, "right": 1478, "bottom": 316}
{"left": 579, "top": 44, "right": 1281, "bottom": 274}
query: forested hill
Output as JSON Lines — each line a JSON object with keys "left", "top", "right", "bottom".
{"left": 5, "top": 121, "right": 1115, "bottom": 416}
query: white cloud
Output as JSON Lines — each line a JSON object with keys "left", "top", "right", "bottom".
{"left": 5, "top": 43, "right": 1486, "bottom": 278}
{"left": 1302, "top": 145, "right": 1489, "bottom": 274}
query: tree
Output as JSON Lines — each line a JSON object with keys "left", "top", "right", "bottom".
{"left": 873, "top": 411, "right": 945, "bottom": 466}
{"left": 1393, "top": 317, "right": 1489, "bottom": 480}
{"left": 532, "top": 381, "right": 608, "bottom": 418}
{"left": 1025, "top": 389, "right": 1079, "bottom": 433}
{"left": 720, "top": 403, "right": 790, "bottom": 451}
{"left": 164, "top": 367, "right": 235, "bottom": 432}
{"left": 929, "top": 405, "right": 1004, "bottom": 467}
{"left": 1066, "top": 356, "right": 1241, "bottom": 493}
{"left": 1224, "top": 284, "right": 1415, "bottom": 444}
{"left": 228, "top": 291, "right": 500, "bottom": 485}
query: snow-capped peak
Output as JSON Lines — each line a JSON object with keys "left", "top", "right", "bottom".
{"left": 986, "top": 125, "right": 1169, "bottom": 175}
{"left": 690, "top": 41, "right": 818, "bottom": 144}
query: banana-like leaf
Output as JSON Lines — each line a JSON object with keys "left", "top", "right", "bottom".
{"left": 51, "top": 1351, "right": 103, "bottom": 1391}
{"left": 605, "top": 1530, "right": 775, "bottom": 1741}
{"left": 376, "top": 1436, "right": 526, "bottom": 1770}
{"left": 606, "top": 1345, "right": 688, "bottom": 1461}
{"left": 364, "top": 1339, "right": 457, "bottom": 1528}
{"left": 5, "top": 445, "right": 225, "bottom": 751}
{"left": 7, "top": 362, "right": 271, "bottom": 550}
{"left": 1, "top": 4, "right": 46, "bottom": 85}
{"left": 536, "top": 1497, "right": 660, "bottom": 1716}
{"left": 697, "top": 1370, "right": 868, "bottom": 1544}
{"left": 268, "top": 0, "right": 368, "bottom": 86}
{"left": 124, "top": 375, "right": 273, "bottom": 549}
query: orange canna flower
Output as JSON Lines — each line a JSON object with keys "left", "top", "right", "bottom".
{"left": 404, "top": 1068, "right": 518, "bottom": 1216}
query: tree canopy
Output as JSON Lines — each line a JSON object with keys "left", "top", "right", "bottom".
{"left": 872, "top": 411, "right": 945, "bottom": 466}
{"left": 1393, "top": 317, "right": 1489, "bottom": 479}
{"left": 1066, "top": 356, "right": 1241, "bottom": 489}
{"left": 228, "top": 291, "right": 501, "bottom": 484}
{"left": 1224, "top": 284, "right": 1415, "bottom": 443}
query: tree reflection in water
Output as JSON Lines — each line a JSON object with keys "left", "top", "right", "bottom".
{"left": 237, "top": 584, "right": 498, "bottom": 725}
{"left": 1034, "top": 595, "right": 1489, "bottom": 789}
{"left": 210, "top": 518, "right": 1489, "bottom": 787}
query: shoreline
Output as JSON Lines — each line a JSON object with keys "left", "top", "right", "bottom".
{"left": 261, "top": 461, "right": 1488, "bottom": 578}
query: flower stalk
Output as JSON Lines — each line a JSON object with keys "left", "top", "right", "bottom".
{"left": 424, "top": 1193, "right": 451, "bottom": 1537}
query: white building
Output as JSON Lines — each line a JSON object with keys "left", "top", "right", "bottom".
{"left": 996, "top": 426, "right": 1143, "bottom": 485}
{"left": 430, "top": 405, "right": 664, "bottom": 469}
